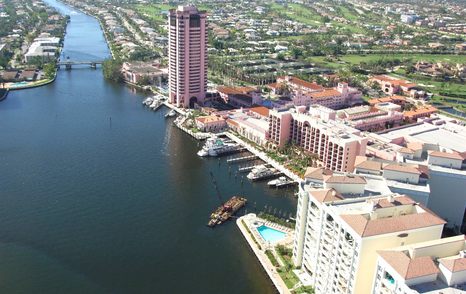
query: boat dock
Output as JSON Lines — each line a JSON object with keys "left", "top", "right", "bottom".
{"left": 227, "top": 155, "right": 258, "bottom": 164}
{"left": 238, "top": 163, "right": 269, "bottom": 173}
{"left": 224, "top": 132, "right": 302, "bottom": 183}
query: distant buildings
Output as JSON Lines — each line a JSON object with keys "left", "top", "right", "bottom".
{"left": 401, "top": 14, "right": 418, "bottom": 24}
{"left": 268, "top": 106, "right": 367, "bottom": 172}
{"left": 369, "top": 75, "right": 418, "bottom": 97}
{"left": 24, "top": 36, "right": 60, "bottom": 63}
{"left": 168, "top": 5, "right": 207, "bottom": 108}
{"left": 293, "top": 184, "right": 446, "bottom": 294}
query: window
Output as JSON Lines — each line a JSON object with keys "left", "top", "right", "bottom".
{"left": 190, "top": 15, "right": 201, "bottom": 27}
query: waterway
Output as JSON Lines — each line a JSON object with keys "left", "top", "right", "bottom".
{"left": 0, "top": 1, "right": 296, "bottom": 293}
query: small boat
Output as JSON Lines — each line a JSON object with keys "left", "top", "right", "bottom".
{"left": 268, "top": 176, "right": 288, "bottom": 186}
{"left": 142, "top": 97, "right": 153, "bottom": 106}
{"left": 267, "top": 176, "right": 294, "bottom": 187}
{"left": 165, "top": 109, "right": 176, "bottom": 118}
{"left": 247, "top": 165, "right": 279, "bottom": 181}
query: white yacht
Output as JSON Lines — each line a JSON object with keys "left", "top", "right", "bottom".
{"left": 165, "top": 109, "right": 176, "bottom": 118}
{"left": 247, "top": 165, "right": 277, "bottom": 181}
{"left": 197, "top": 137, "right": 240, "bottom": 157}
{"left": 142, "top": 97, "right": 154, "bottom": 106}
{"left": 267, "top": 176, "right": 291, "bottom": 187}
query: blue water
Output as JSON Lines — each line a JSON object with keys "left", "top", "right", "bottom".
{"left": 257, "top": 225, "right": 286, "bottom": 243}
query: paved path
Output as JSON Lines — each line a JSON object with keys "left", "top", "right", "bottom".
{"left": 237, "top": 215, "right": 291, "bottom": 294}
{"left": 225, "top": 132, "right": 302, "bottom": 183}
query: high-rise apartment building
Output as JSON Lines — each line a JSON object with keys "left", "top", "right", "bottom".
{"left": 168, "top": 5, "right": 207, "bottom": 108}
{"left": 293, "top": 184, "right": 446, "bottom": 294}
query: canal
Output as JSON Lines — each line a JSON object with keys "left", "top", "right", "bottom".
{"left": 0, "top": 0, "right": 296, "bottom": 293}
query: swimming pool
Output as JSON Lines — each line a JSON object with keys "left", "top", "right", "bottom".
{"left": 256, "top": 225, "right": 286, "bottom": 243}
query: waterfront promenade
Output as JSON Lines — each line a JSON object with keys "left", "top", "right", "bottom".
{"left": 237, "top": 215, "right": 292, "bottom": 294}
{"left": 225, "top": 132, "right": 303, "bottom": 183}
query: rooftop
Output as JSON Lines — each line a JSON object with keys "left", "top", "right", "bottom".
{"left": 330, "top": 194, "right": 446, "bottom": 237}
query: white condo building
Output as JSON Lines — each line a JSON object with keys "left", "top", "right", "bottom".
{"left": 293, "top": 183, "right": 446, "bottom": 294}
{"left": 373, "top": 235, "right": 466, "bottom": 293}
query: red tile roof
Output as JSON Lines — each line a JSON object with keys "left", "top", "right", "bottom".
{"left": 429, "top": 151, "right": 464, "bottom": 160}
{"left": 383, "top": 164, "right": 421, "bottom": 175}
{"left": 378, "top": 251, "right": 440, "bottom": 280}
{"left": 440, "top": 257, "right": 466, "bottom": 273}
{"left": 342, "top": 210, "right": 445, "bottom": 237}
{"left": 249, "top": 106, "right": 269, "bottom": 117}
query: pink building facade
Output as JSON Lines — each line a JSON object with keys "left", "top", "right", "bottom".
{"left": 168, "top": 6, "right": 207, "bottom": 108}
{"left": 268, "top": 108, "right": 368, "bottom": 172}
{"left": 270, "top": 76, "right": 362, "bottom": 109}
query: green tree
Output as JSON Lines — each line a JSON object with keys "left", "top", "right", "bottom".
{"left": 43, "top": 63, "right": 56, "bottom": 79}
{"left": 102, "top": 59, "right": 123, "bottom": 83}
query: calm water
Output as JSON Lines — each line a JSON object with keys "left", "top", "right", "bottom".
{"left": 0, "top": 1, "right": 296, "bottom": 293}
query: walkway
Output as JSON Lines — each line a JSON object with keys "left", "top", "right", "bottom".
{"left": 237, "top": 214, "right": 292, "bottom": 294}
{"left": 225, "top": 132, "right": 302, "bottom": 183}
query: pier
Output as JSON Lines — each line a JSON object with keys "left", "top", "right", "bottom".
{"left": 227, "top": 155, "right": 258, "bottom": 163}
{"left": 238, "top": 164, "right": 269, "bottom": 173}
{"left": 224, "top": 132, "right": 302, "bottom": 183}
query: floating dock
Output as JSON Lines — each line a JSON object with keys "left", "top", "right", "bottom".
{"left": 227, "top": 155, "right": 257, "bottom": 163}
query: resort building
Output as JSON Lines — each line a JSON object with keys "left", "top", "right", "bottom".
{"left": 403, "top": 106, "right": 438, "bottom": 121}
{"left": 268, "top": 107, "right": 367, "bottom": 172}
{"left": 372, "top": 235, "right": 466, "bottom": 294}
{"left": 224, "top": 107, "right": 270, "bottom": 146}
{"left": 168, "top": 5, "right": 207, "bottom": 108}
{"left": 293, "top": 185, "right": 446, "bottom": 294}
{"left": 217, "top": 86, "right": 262, "bottom": 108}
{"left": 369, "top": 75, "right": 417, "bottom": 96}
{"left": 121, "top": 61, "right": 167, "bottom": 85}
{"left": 269, "top": 76, "right": 362, "bottom": 109}
{"left": 195, "top": 115, "right": 227, "bottom": 132}
{"left": 337, "top": 105, "right": 403, "bottom": 131}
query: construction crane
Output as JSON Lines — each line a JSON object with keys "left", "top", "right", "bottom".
{"left": 209, "top": 171, "right": 232, "bottom": 211}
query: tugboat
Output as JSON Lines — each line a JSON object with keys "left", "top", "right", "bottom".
{"left": 207, "top": 172, "right": 247, "bottom": 228}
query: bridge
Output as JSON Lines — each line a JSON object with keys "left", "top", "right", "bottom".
{"left": 57, "top": 60, "right": 105, "bottom": 69}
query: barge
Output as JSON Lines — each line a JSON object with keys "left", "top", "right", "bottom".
{"left": 208, "top": 196, "right": 247, "bottom": 227}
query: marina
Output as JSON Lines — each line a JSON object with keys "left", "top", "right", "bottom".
{"left": 0, "top": 0, "right": 297, "bottom": 292}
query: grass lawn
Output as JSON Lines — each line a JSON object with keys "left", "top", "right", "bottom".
{"left": 135, "top": 4, "right": 173, "bottom": 23}
{"left": 310, "top": 54, "right": 466, "bottom": 70}
{"left": 389, "top": 73, "right": 466, "bottom": 97}
{"left": 269, "top": 3, "right": 322, "bottom": 26}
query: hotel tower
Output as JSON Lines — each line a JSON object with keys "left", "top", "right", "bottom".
{"left": 168, "top": 5, "right": 207, "bottom": 108}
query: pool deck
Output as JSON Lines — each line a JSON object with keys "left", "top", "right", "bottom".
{"left": 237, "top": 214, "right": 293, "bottom": 294}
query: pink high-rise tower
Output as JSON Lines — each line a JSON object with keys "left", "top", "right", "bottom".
{"left": 168, "top": 5, "right": 207, "bottom": 108}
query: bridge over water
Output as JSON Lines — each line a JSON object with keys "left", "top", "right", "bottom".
{"left": 57, "top": 60, "right": 105, "bottom": 69}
